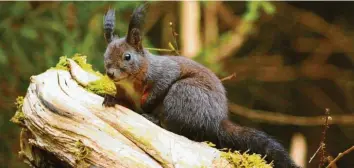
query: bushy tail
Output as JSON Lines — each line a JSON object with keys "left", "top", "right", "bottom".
{"left": 218, "top": 119, "right": 300, "bottom": 168}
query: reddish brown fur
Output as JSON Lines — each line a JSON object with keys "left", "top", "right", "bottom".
{"left": 131, "top": 55, "right": 149, "bottom": 93}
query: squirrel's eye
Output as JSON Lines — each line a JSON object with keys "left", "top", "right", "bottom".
{"left": 123, "top": 53, "right": 131, "bottom": 61}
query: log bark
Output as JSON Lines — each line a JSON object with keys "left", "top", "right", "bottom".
{"left": 13, "top": 58, "right": 232, "bottom": 168}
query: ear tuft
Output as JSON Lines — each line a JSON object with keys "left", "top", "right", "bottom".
{"left": 126, "top": 3, "right": 149, "bottom": 51}
{"left": 103, "top": 8, "right": 117, "bottom": 43}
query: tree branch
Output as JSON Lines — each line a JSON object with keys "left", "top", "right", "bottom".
{"left": 225, "top": 55, "right": 354, "bottom": 82}
{"left": 325, "top": 146, "right": 354, "bottom": 168}
{"left": 229, "top": 103, "right": 354, "bottom": 126}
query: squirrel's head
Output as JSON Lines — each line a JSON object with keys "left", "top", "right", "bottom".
{"left": 103, "top": 4, "right": 148, "bottom": 82}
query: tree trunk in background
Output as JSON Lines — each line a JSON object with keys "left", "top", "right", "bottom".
{"left": 289, "top": 133, "right": 307, "bottom": 168}
{"left": 180, "top": 1, "right": 201, "bottom": 58}
{"left": 203, "top": 1, "right": 219, "bottom": 47}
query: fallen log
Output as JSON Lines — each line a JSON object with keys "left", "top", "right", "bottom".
{"left": 11, "top": 54, "right": 272, "bottom": 168}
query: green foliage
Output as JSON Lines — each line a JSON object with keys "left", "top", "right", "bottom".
{"left": 0, "top": 1, "right": 148, "bottom": 78}
{"left": 0, "top": 46, "right": 8, "bottom": 65}
{"left": 243, "top": 1, "right": 276, "bottom": 21}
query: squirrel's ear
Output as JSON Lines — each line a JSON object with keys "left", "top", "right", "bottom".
{"left": 127, "top": 28, "right": 143, "bottom": 52}
{"left": 126, "top": 3, "right": 149, "bottom": 52}
{"left": 103, "top": 8, "right": 117, "bottom": 44}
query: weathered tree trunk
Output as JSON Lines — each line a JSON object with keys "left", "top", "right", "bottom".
{"left": 180, "top": 1, "right": 201, "bottom": 58}
{"left": 13, "top": 58, "right": 231, "bottom": 168}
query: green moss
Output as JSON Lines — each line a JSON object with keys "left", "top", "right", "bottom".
{"left": 53, "top": 56, "right": 70, "bottom": 70}
{"left": 51, "top": 53, "right": 117, "bottom": 96}
{"left": 52, "top": 53, "right": 99, "bottom": 75}
{"left": 68, "top": 140, "right": 92, "bottom": 168}
{"left": 220, "top": 150, "right": 273, "bottom": 168}
{"left": 10, "top": 96, "right": 26, "bottom": 125}
{"left": 71, "top": 54, "right": 98, "bottom": 75}
{"left": 86, "top": 75, "right": 116, "bottom": 96}
{"left": 203, "top": 141, "right": 273, "bottom": 168}
{"left": 73, "top": 140, "right": 91, "bottom": 161}
{"left": 204, "top": 141, "right": 216, "bottom": 147}
{"left": 74, "top": 140, "right": 91, "bottom": 160}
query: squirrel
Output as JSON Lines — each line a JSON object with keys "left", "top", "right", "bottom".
{"left": 102, "top": 4, "right": 299, "bottom": 168}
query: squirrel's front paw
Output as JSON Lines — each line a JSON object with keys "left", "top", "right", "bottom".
{"left": 103, "top": 94, "right": 137, "bottom": 110}
{"left": 102, "top": 94, "right": 118, "bottom": 107}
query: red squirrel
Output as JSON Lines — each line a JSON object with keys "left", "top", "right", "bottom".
{"left": 102, "top": 4, "right": 299, "bottom": 168}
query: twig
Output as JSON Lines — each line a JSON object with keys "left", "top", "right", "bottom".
{"left": 318, "top": 108, "right": 331, "bottom": 167}
{"left": 228, "top": 103, "right": 354, "bottom": 126}
{"left": 146, "top": 21, "right": 180, "bottom": 54}
{"left": 226, "top": 58, "right": 354, "bottom": 82}
{"left": 169, "top": 22, "right": 180, "bottom": 55}
{"left": 326, "top": 156, "right": 337, "bottom": 168}
{"left": 325, "top": 146, "right": 354, "bottom": 168}
{"left": 220, "top": 73, "right": 237, "bottom": 82}
{"left": 145, "top": 47, "right": 175, "bottom": 52}
{"left": 309, "top": 143, "right": 324, "bottom": 163}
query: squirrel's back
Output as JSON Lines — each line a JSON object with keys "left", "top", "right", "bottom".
{"left": 149, "top": 55, "right": 226, "bottom": 94}
{"left": 145, "top": 54, "right": 228, "bottom": 142}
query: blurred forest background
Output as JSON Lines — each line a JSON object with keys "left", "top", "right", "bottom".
{"left": 1, "top": 1, "right": 354, "bottom": 168}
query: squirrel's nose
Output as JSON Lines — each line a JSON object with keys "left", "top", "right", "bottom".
{"left": 106, "top": 71, "right": 114, "bottom": 79}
